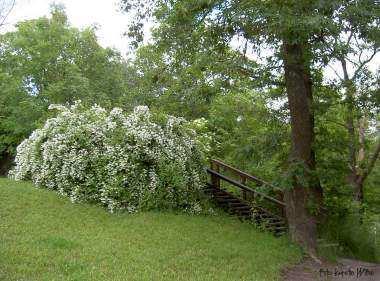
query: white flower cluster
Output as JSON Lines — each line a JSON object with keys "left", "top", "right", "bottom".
{"left": 9, "top": 102, "right": 208, "bottom": 213}
{"left": 187, "top": 117, "right": 214, "bottom": 155}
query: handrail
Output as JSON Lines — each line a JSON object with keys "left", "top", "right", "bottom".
{"left": 211, "top": 159, "right": 282, "bottom": 191}
{"left": 206, "top": 168, "right": 286, "bottom": 207}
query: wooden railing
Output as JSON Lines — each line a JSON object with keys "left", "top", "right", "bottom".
{"left": 206, "top": 159, "right": 286, "bottom": 212}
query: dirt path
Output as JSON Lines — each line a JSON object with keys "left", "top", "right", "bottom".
{"left": 282, "top": 258, "right": 379, "bottom": 281}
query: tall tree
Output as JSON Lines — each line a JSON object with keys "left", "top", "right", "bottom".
{"left": 318, "top": 2, "right": 380, "bottom": 203}
{"left": 0, "top": 6, "right": 129, "bottom": 174}
{"left": 121, "top": 0, "right": 379, "bottom": 256}
{"left": 120, "top": 0, "right": 329, "bottom": 257}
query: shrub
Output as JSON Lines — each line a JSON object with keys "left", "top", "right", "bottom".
{"left": 319, "top": 196, "right": 380, "bottom": 262}
{"left": 9, "top": 102, "right": 208, "bottom": 213}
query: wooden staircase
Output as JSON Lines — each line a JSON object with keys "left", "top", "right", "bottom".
{"left": 205, "top": 159, "right": 288, "bottom": 236}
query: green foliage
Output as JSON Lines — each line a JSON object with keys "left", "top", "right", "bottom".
{"left": 0, "top": 72, "right": 44, "bottom": 156}
{"left": 365, "top": 160, "right": 380, "bottom": 214}
{"left": 0, "top": 178, "right": 302, "bottom": 281}
{"left": 0, "top": 6, "right": 128, "bottom": 166}
{"left": 121, "top": 42, "right": 261, "bottom": 120}
{"left": 314, "top": 82, "right": 380, "bottom": 261}
{"left": 208, "top": 92, "right": 290, "bottom": 181}
{"left": 319, "top": 207, "right": 380, "bottom": 263}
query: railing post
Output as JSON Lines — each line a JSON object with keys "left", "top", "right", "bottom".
{"left": 211, "top": 161, "right": 220, "bottom": 189}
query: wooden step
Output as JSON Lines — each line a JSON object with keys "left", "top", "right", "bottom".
{"left": 228, "top": 202, "right": 249, "bottom": 207}
{"left": 203, "top": 185, "right": 287, "bottom": 236}
{"left": 214, "top": 194, "right": 231, "bottom": 198}
{"left": 234, "top": 206, "right": 252, "bottom": 211}
{"left": 230, "top": 206, "right": 250, "bottom": 212}
{"left": 265, "top": 221, "right": 286, "bottom": 227}
{"left": 214, "top": 191, "right": 231, "bottom": 197}
{"left": 267, "top": 226, "right": 287, "bottom": 233}
{"left": 215, "top": 196, "right": 238, "bottom": 202}
{"left": 254, "top": 213, "right": 272, "bottom": 219}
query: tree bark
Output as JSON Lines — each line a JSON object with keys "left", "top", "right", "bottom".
{"left": 340, "top": 58, "right": 368, "bottom": 203}
{"left": 282, "top": 41, "right": 323, "bottom": 258}
{"left": 340, "top": 59, "right": 357, "bottom": 177}
{"left": 352, "top": 117, "right": 366, "bottom": 202}
{"left": 350, "top": 139, "right": 380, "bottom": 203}
{"left": 353, "top": 177, "right": 364, "bottom": 202}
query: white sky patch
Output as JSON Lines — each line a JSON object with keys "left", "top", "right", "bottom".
{"left": 324, "top": 54, "right": 380, "bottom": 82}
{"left": 2, "top": 0, "right": 379, "bottom": 79}
{"left": 2, "top": 0, "right": 142, "bottom": 57}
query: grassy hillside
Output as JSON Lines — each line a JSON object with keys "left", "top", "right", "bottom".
{"left": 0, "top": 178, "right": 301, "bottom": 281}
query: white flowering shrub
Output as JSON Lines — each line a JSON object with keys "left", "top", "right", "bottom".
{"left": 9, "top": 102, "right": 208, "bottom": 213}
{"left": 187, "top": 117, "right": 213, "bottom": 158}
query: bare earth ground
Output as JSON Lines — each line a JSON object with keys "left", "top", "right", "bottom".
{"left": 282, "top": 258, "right": 380, "bottom": 281}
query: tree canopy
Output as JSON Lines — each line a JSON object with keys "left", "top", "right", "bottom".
{"left": 120, "top": 0, "right": 380, "bottom": 256}
{"left": 0, "top": 6, "right": 129, "bottom": 172}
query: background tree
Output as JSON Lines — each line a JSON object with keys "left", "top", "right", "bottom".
{"left": 0, "top": 6, "right": 129, "bottom": 174}
{"left": 208, "top": 91, "right": 289, "bottom": 181}
{"left": 121, "top": 37, "right": 265, "bottom": 120}
{"left": 317, "top": 5, "right": 380, "bottom": 203}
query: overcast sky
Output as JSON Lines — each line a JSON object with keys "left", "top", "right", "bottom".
{"left": 3, "top": 0, "right": 379, "bottom": 79}
{"left": 3, "top": 0, "right": 136, "bottom": 56}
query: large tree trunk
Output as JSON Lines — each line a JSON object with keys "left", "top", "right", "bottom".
{"left": 282, "top": 42, "right": 323, "bottom": 258}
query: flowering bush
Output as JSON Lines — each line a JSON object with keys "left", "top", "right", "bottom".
{"left": 9, "top": 102, "right": 208, "bottom": 213}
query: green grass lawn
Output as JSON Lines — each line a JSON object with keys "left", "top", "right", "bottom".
{"left": 0, "top": 178, "right": 301, "bottom": 281}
